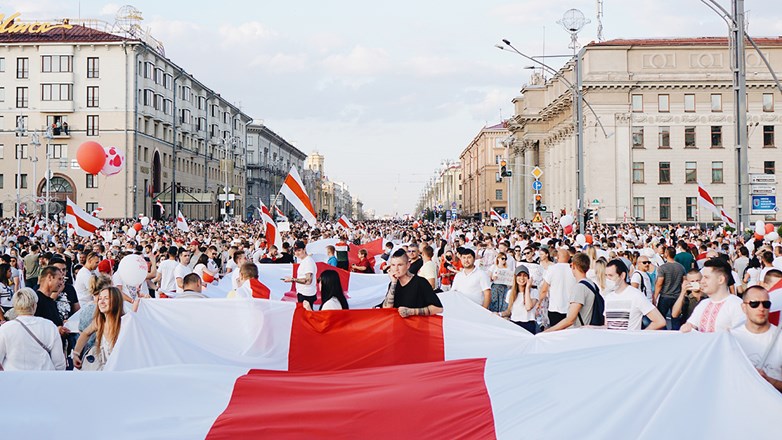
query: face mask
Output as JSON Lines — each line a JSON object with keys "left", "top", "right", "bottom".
{"left": 604, "top": 279, "right": 617, "bottom": 292}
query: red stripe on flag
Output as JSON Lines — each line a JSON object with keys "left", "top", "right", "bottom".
{"left": 65, "top": 205, "right": 100, "bottom": 233}
{"left": 698, "top": 185, "right": 716, "bottom": 206}
{"left": 287, "top": 307, "right": 445, "bottom": 372}
{"left": 348, "top": 238, "right": 383, "bottom": 266}
{"left": 283, "top": 174, "right": 316, "bottom": 217}
{"left": 249, "top": 278, "right": 270, "bottom": 299}
{"left": 206, "top": 359, "right": 495, "bottom": 440}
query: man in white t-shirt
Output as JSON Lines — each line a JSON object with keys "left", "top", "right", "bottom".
{"left": 174, "top": 250, "right": 193, "bottom": 295}
{"left": 451, "top": 248, "right": 491, "bottom": 308}
{"left": 630, "top": 255, "right": 654, "bottom": 302}
{"left": 156, "top": 247, "right": 180, "bottom": 296}
{"left": 74, "top": 252, "right": 100, "bottom": 307}
{"left": 417, "top": 245, "right": 438, "bottom": 290}
{"left": 539, "top": 249, "right": 576, "bottom": 327}
{"left": 605, "top": 259, "right": 665, "bottom": 331}
{"left": 283, "top": 240, "right": 317, "bottom": 308}
{"left": 681, "top": 258, "right": 745, "bottom": 333}
{"left": 732, "top": 285, "right": 782, "bottom": 391}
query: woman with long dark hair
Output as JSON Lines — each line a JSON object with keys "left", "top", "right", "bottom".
{"left": 73, "top": 286, "right": 124, "bottom": 370}
{"left": 315, "top": 270, "right": 349, "bottom": 311}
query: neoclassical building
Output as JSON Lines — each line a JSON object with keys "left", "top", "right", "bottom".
{"left": 507, "top": 37, "right": 782, "bottom": 224}
{"left": 459, "top": 123, "right": 510, "bottom": 219}
{"left": 0, "top": 12, "right": 251, "bottom": 219}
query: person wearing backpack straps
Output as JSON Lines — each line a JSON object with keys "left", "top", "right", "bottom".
{"left": 631, "top": 256, "right": 653, "bottom": 303}
{"left": 604, "top": 259, "right": 666, "bottom": 331}
{"left": 544, "top": 252, "right": 600, "bottom": 332}
{"left": 0, "top": 288, "right": 66, "bottom": 371}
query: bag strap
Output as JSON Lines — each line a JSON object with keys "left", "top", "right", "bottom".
{"left": 577, "top": 280, "right": 599, "bottom": 326}
{"left": 16, "top": 318, "right": 52, "bottom": 354}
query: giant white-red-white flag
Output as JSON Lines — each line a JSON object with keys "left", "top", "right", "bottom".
{"left": 176, "top": 210, "right": 190, "bottom": 232}
{"left": 337, "top": 215, "right": 353, "bottom": 230}
{"left": 65, "top": 197, "right": 103, "bottom": 237}
{"left": 258, "top": 199, "right": 282, "bottom": 249}
{"left": 279, "top": 167, "right": 317, "bottom": 226}
{"left": 697, "top": 182, "right": 736, "bottom": 227}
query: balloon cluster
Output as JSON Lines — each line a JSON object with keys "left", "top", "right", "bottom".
{"left": 559, "top": 215, "right": 574, "bottom": 235}
{"left": 754, "top": 220, "right": 779, "bottom": 242}
{"left": 76, "top": 142, "right": 125, "bottom": 176}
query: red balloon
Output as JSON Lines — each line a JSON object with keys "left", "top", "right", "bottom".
{"left": 76, "top": 141, "right": 106, "bottom": 175}
{"left": 765, "top": 223, "right": 774, "bottom": 234}
{"left": 133, "top": 222, "right": 142, "bottom": 232}
{"left": 564, "top": 224, "right": 574, "bottom": 235}
{"left": 755, "top": 233, "right": 765, "bottom": 240}
{"left": 585, "top": 234, "right": 593, "bottom": 244}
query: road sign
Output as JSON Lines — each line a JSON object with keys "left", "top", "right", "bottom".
{"left": 751, "top": 195, "right": 777, "bottom": 214}
{"left": 591, "top": 199, "right": 600, "bottom": 206}
{"left": 750, "top": 173, "right": 777, "bottom": 184}
{"left": 532, "top": 180, "right": 542, "bottom": 191}
{"left": 531, "top": 212, "right": 543, "bottom": 223}
{"left": 531, "top": 167, "right": 543, "bottom": 180}
{"left": 451, "top": 202, "right": 457, "bottom": 208}
{"left": 501, "top": 213, "right": 508, "bottom": 219}
{"left": 750, "top": 185, "right": 776, "bottom": 195}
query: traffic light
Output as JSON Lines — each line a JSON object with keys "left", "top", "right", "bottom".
{"left": 584, "top": 209, "right": 594, "bottom": 224}
{"left": 500, "top": 160, "right": 508, "bottom": 177}
{"left": 535, "top": 194, "right": 542, "bottom": 212}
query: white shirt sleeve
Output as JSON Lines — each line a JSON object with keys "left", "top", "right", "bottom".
{"left": 479, "top": 270, "right": 492, "bottom": 292}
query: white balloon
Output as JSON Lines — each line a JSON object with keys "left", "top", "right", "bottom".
{"left": 140, "top": 216, "right": 150, "bottom": 227}
{"left": 755, "top": 220, "right": 765, "bottom": 235}
{"left": 765, "top": 232, "right": 780, "bottom": 241}
{"left": 100, "top": 146, "right": 125, "bottom": 177}
{"left": 117, "top": 254, "right": 148, "bottom": 287}
{"left": 126, "top": 228, "right": 137, "bottom": 238}
{"left": 576, "top": 234, "right": 587, "bottom": 246}
{"left": 560, "top": 215, "right": 574, "bottom": 227}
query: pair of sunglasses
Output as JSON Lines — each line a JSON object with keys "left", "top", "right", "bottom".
{"left": 745, "top": 300, "right": 772, "bottom": 309}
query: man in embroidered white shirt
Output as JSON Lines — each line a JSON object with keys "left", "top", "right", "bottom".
{"left": 681, "top": 258, "right": 745, "bottom": 333}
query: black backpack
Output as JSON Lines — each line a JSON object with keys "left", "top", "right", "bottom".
{"left": 577, "top": 279, "right": 605, "bottom": 326}
{"left": 632, "top": 271, "right": 647, "bottom": 296}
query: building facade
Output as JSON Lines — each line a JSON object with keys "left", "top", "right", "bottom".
{"left": 301, "top": 151, "right": 360, "bottom": 220}
{"left": 459, "top": 123, "right": 510, "bottom": 218}
{"left": 416, "top": 161, "right": 462, "bottom": 218}
{"left": 508, "top": 37, "right": 782, "bottom": 224}
{"left": 246, "top": 122, "right": 306, "bottom": 220}
{"left": 0, "top": 13, "right": 251, "bottom": 220}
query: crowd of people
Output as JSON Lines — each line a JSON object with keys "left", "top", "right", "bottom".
{"left": 0, "top": 215, "right": 779, "bottom": 392}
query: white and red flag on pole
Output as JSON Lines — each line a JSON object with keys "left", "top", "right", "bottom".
{"left": 90, "top": 207, "right": 103, "bottom": 217}
{"left": 156, "top": 199, "right": 165, "bottom": 215}
{"left": 65, "top": 197, "right": 104, "bottom": 237}
{"left": 337, "top": 215, "right": 353, "bottom": 230}
{"left": 280, "top": 166, "right": 317, "bottom": 226}
{"left": 258, "top": 199, "right": 282, "bottom": 249}
{"left": 274, "top": 206, "right": 286, "bottom": 220}
{"left": 697, "top": 182, "right": 736, "bottom": 227}
{"left": 490, "top": 209, "right": 502, "bottom": 222}
{"left": 176, "top": 210, "right": 190, "bottom": 233}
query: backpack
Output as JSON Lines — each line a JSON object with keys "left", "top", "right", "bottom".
{"left": 577, "top": 279, "right": 605, "bottom": 326}
{"left": 632, "top": 271, "right": 648, "bottom": 296}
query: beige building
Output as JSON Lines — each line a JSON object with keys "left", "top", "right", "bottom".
{"left": 0, "top": 12, "right": 251, "bottom": 220}
{"left": 416, "top": 161, "right": 462, "bottom": 218}
{"left": 302, "top": 151, "right": 358, "bottom": 220}
{"left": 459, "top": 123, "right": 510, "bottom": 219}
{"left": 508, "top": 37, "right": 782, "bottom": 224}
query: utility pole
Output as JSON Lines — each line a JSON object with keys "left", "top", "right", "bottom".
{"left": 732, "top": 0, "right": 749, "bottom": 230}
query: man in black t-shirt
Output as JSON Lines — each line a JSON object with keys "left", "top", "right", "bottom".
{"left": 34, "top": 266, "right": 68, "bottom": 338}
{"left": 380, "top": 249, "right": 443, "bottom": 318}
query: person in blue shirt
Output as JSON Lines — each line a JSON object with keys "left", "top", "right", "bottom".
{"left": 326, "top": 245, "right": 338, "bottom": 267}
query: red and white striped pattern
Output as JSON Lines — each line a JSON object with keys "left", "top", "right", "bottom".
{"left": 156, "top": 199, "right": 165, "bottom": 215}
{"left": 698, "top": 182, "right": 735, "bottom": 227}
{"left": 258, "top": 199, "right": 282, "bottom": 249}
{"left": 176, "top": 210, "right": 190, "bottom": 232}
{"left": 280, "top": 166, "right": 317, "bottom": 226}
{"left": 490, "top": 209, "right": 502, "bottom": 222}
{"left": 337, "top": 214, "right": 353, "bottom": 230}
{"left": 65, "top": 197, "right": 103, "bottom": 237}
{"left": 90, "top": 207, "right": 104, "bottom": 217}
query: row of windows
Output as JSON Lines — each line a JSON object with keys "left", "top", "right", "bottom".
{"left": 632, "top": 160, "right": 775, "bottom": 184}
{"left": 0, "top": 173, "right": 100, "bottom": 189}
{"left": 632, "top": 125, "right": 776, "bottom": 149}
{"left": 11, "top": 86, "right": 99, "bottom": 107}
{"left": 632, "top": 197, "right": 728, "bottom": 222}
{"left": 632, "top": 93, "right": 775, "bottom": 113}
{"left": 9, "top": 115, "right": 98, "bottom": 136}
{"left": 5, "top": 57, "right": 99, "bottom": 78}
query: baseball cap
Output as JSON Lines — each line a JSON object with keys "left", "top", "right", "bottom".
{"left": 190, "top": 240, "right": 200, "bottom": 247}
{"left": 514, "top": 265, "right": 530, "bottom": 276}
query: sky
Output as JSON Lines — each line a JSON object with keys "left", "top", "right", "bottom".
{"left": 6, "top": 1, "right": 782, "bottom": 216}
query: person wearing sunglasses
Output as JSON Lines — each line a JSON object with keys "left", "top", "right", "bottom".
{"left": 733, "top": 286, "right": 782, "bottom": 392}
{"left": 681, "top": 258, "right": 745, "bottom": 333}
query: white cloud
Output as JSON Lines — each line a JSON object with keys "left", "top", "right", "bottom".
{"left": 99, "top": 4, "right": 121, "bottom": 17}
{"left": 321, "top": 45, "right": 392, "bottom": 76}
{"left": 218, "top": 21, "right": 278, "bottom": 46}
{"left": 250, "top": 53, "right": 310, "bottom": 74}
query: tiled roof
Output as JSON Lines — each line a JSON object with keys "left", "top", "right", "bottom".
{"left": 0, "top": 24, "right": 130, "bottom": 44}
{"left": 589, "top": 37, "right": 782, "bottom": 47}
{"left": 485, "top": 121, "right": 508, "bottom": 130}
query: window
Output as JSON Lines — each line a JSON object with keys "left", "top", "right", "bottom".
{"left": 48, "top": 144, "right": 67, "bottom": 159}
{"left": 41, "top": 84, "right": 73, "bottom": 101}
{"left": 631, "top": 94, "right": 643, "bottom": 112}
{"left": 0, "top": 145, "right": 3, "bottom": 159}
{"left": 15, "top": 144, "right": 28, "bottom": 159}
{"left": 684, "top": 94, "right": 696, "bottom": 112}
{"left": 15, "top": 116, "right": 27, "bottom": 133}
{"left": 632, "top": 126, "right": 644, "bottom": 148}
{"left": 711, "top": 161, "right": 724, "bottom": 183}
{"left": 87, "top": 115, "right": 99, "bottom": 136}
{"left": 712, "top": 197, "right": 724, "bottom": 221}
{"left": 0, "top": 57, "right": 4, "bottom": 72}
{"left": 86, "top": 86, "right": 99, "bottom": 107}
{"left": 495, "top": 189, "right": 503, "bottom": 200}
{"left": 764, "top": 125, "right": 775, "bottom": 148}
{"left": 659, "top": 197, "right": 671, "bottom": 221}
{"left": 711, "top": 94, "right": 722, "bottom": 112}
{"left": 686, "top": 197, "right": 697, "bottom": 221}
{"left": 16, "top": 87, "right": 28, "bottom": 108}
{"left": 658, "top": 94, "right": 669, "bottom": 112}
{"left": 15, "top": 174, "right": 27, "bottom": 189}
{"left": 144, "top": 62, "right": 153, "bottom": 79}
{"left": 658, "top": 126, "right": 670, "bottom": 148}
{"left": 763, "top": 93, "right": 774, "bottom": 112}
{"left": 684, "top": 126, "right": 696, "bottom": 148}
{"left": 0, "top": 174, "right": 3, "bottom": 189}
{"left": 659, "top": 162, "right": 671, "bottom": 184}
{"left": 685, "top": 161, "right": 697, "bottom": 183}
{"left": 87, "top": 57, "right": 99, "bottom": 78}
{"left": 495, "top": 172, "right": 502, "bottom": 182}
{"left": 16, "top": 57, "right": 28, "bottom": 79}
{"left": 85, "top": 202, "right": 98, "bottom": 213}
{"left": 633, "top": 197, "right": 645, "bottom": 221}
{"left": 495, "top": 155, "right": 503, "bottom": 164}
{"left": 632, "top": 162, "right": 644, "bottom": 183}
{"left": 765, "top": 161, "right": 776, "bottom": 175}
{"left": 0, "top": 87, "right": 4, "bottom": 102}
{"left": 86, "top": 174, "right": 98, "bottom": 188}
{"left": 711, "top": 126, "right": 722, "bottom": 148}
{"left": 41, "top": 55, "right": 72, "bottom": 73}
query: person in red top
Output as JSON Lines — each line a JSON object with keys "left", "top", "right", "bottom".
{"left": 439, "top": 249, "right": 461, "bottom": 291}
{"left": 351, "top": 249, "right": 374, "bottom": 273}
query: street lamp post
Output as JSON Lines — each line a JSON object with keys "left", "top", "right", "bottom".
{"left": 14, "top": 116, "right": 25, "bottom": 226}
{"left": 44, "top": 127, "right": 53, "bottom": 226}
{"left": 30, "top": 131, "right": 40, "bottom": 219}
